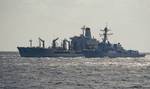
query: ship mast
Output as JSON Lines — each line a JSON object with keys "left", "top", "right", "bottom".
{"left": 81, "top": 25, "right": 86, "bottom": 36}
{"left": 29, "top": 40, "right": 32, "bottom": 47}
{"left": 52, "top": 37, "right": 59, "bottom": 48}
{"left": 38, "top": 37, "right": 45, "bottom": 48}
{"left": 100, "top": 26, "right": 113, "bottom": 43}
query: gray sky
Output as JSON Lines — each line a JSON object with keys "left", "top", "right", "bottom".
{"left": 0, "top": 0, "right": 150, "bottom": 52}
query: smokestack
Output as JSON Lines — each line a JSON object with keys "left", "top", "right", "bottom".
{"left": 85, "top": 27, "right": 91, "bottom": 39}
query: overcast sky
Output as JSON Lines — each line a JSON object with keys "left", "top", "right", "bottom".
{"left": 0, "top": 0, "right": 150, "bottom": 52}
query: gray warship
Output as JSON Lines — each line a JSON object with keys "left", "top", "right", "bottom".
{"left": 18, "top": 25, "right": 146, "bottom": 58}
{"left": 83, "top": 26, "right": 146, "bottom": 58}
{"left": 17, "top": 26, "right": 99, "bottom": 57}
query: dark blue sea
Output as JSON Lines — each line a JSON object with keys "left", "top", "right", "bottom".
{"left": 1, "top": 52, "right": 150, "bottom": 89}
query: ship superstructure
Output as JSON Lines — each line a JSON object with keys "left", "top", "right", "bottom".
{"left": 17, "top": 26, "right": 99, "bottom": 57}
{"left": 18, "top": 25, "right": 146, "bottom": 58}
{"left": 83, "top": 26, "right": 146, "bottom": 58}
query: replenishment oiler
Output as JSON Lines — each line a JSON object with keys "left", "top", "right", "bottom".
{"left": 17, "top": 26, "right": 99, "bottom": 57}
{"left": 17, "top": 26, "right": 146, "bottom": 58}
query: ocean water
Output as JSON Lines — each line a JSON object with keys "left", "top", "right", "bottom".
{"left": 1, "top": 52, "right": 150, "bottom": 89}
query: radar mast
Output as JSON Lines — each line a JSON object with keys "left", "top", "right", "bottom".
{"left": 100, "top": 26, "right": 113, "bottom": 43}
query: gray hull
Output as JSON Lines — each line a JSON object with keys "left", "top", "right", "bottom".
{"left": 83, "top": 50, "right": 146, "bottom": 58}
{"left": 17, "top": 47, "right": 83, "bottom": 57}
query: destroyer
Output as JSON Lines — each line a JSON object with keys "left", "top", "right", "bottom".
{"left": 17, "top": 26, "right": 99, "bottom": 57}
{"left": 83, "top": 26, "right": 146, "bottom": 58}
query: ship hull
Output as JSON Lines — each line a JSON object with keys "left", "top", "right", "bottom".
{"left": 17, "top": 47, "right": 83, "bottom": 57}
{"left": 18, "top": 47, "right": 145, "bottom": 58}
{"left": 83, "top": 50, "right": 146, "bottom": 58}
